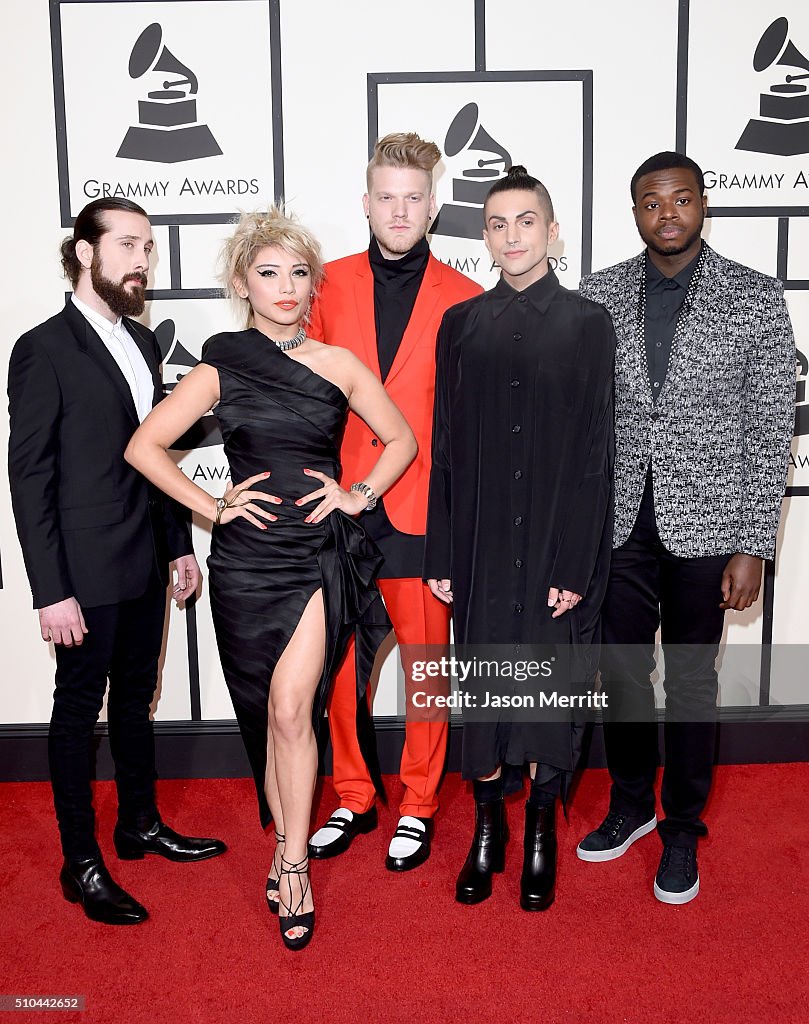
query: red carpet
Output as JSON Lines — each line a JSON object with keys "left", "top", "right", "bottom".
{"left": 2, "top": 766, "right": 808, "bottom": 1024}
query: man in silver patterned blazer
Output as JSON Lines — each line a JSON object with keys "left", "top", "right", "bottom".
{"left": 576, "top": 151, "right": 795, "bottom": 904}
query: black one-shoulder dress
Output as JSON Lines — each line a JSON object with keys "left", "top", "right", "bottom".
{"left": 201, "top": 330, "right": 390, "bottom": 826}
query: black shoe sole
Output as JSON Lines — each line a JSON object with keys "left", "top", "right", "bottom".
{"left": 114, "top": 836, "right": 226, "bottom": 862}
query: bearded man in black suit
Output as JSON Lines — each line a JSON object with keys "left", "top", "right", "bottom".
{"left": 8, "top": 198, "right": 225, "bottom": 926}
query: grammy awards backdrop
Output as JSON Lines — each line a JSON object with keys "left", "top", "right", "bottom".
{"left": 0, "top": 1, "right": 807, "bottom": 775}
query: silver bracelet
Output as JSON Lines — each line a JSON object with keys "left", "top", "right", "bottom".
{"left": 350, "top": 481, "right": 378, "bottom": 511}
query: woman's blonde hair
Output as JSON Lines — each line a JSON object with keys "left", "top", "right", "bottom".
{"left": 219, "top": 205, "right": 325, "bottom": 328}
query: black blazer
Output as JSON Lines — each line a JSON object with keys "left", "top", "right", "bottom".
{"left": 8, "top": 299, "right": 192, "bottom": 609}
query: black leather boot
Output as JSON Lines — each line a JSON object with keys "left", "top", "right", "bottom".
{"left": 455, "top": 795, "right": 507, "bottom": 905}
{"left": 520, "top": 800, "right": 557, "bottom": 912}
{"left": 60, "top": 856, "right": 148, "bottom": 925}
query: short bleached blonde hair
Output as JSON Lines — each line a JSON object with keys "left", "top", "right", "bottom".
{"left": 366, "top": 132, "right": 442, "bottom": 190}
{"left": 219, "top": 205, "right": 325, "bottom": 327}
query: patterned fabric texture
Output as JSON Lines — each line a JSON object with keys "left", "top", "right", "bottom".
{"left": 580, "top": 244, "right": 795, "bottom": 559}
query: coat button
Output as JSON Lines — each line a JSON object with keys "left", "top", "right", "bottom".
{"left": 638, "top": 459, "right": 645, "bottom": 470}
{"left": 514, "top": 559, "right": 523, "bottom": 568}
{"left": 511, "top": 379, "right": 520, "bottom": 387}
{"left": 371, "top": 438, "right": 379, "bottom": 447}
{"left": 651, "top": 411, "right": 659, "bottom": 421}
{"left": 513, "top": 332, "right": 522, "bottom": 341}
{"left": 514, "top": 470, "right": 523, "bottom": 480}
{"left": 515, "top": 603, "right": 524, "bottom": 614}
{"left": 514, "top": 515, "right": 523, "bottom": 526}
{"left": 512, "top": 425, "right": 521, "bottom": 434}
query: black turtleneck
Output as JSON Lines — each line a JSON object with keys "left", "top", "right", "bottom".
{"left": 369, "top": 235, "right": 430, "bottom": 382}
{"left": 360, "top": 235, "right": 431, "bottom": 578}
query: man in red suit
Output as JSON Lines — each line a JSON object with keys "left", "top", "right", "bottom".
{"left": 308, "top": 132, "right": 481, "bottom": 870}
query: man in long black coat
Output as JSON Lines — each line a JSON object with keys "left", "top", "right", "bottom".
{"left": 425, "top": 166, "right": 614, "bottom": 911}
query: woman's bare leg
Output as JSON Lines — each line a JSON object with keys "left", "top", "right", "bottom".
{"left": 264, "top": 732, "right": 285, "bottom": 906}
{"left": 268, "top": 589, "right": 325, "bottom": 938}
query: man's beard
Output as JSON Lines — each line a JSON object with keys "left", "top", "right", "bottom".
{"left": 373, "top": 218, "right": 430, "bottom": 257}
{"left": 90, "top": 253, "right": 148, "bottom": 317}
{"left": 644, "top": 219, "right": 704, "bottom": 259}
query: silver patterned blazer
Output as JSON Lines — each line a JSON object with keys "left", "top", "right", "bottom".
{"left": 580, "top": 244, "right": 795, "bottom": 559}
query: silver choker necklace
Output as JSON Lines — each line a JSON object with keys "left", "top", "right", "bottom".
{"left": 272, "top": 327, "right": 306, "bottom": 351}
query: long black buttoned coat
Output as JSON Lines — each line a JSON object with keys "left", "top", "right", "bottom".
{"left": 424, "top": 269, "right": 615, "bottom": 785}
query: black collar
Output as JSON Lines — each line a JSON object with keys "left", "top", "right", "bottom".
{"left": 368, "top": 235, "right": 430, "bottom": 282}
{"left": 645, "top": 243, "right": 702, "bottom": 292}
{"left": 490, "top": 267, "right": 560, "bottom": 318}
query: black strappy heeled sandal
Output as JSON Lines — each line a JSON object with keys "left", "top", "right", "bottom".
{"left": 278, "top": 854, "right": 315, "bottom": 951}
{"left": 265, "top": 832, "right": 284, "bottom": 915}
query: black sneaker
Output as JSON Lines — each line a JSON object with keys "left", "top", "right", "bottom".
{"left": 576, "top": 810, "right": 657, "bottom": 862}
{"left": 653, "top": 845, "right": 699, "bottom": 905}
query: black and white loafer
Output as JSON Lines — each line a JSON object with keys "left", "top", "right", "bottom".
{"left": 385, "top": 816, "right": 434, "bottom": 872}
{"left": 308, "top": 806, "right": 378, "bottom": 859}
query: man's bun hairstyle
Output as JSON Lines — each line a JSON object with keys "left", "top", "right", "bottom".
{"left": 484, "top": 165, "right": 555, "bottom": 222}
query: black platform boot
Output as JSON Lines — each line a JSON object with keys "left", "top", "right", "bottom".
{"left": 520, "top": 800, "right": 557, "bottom": 912}
{"left": 455, "top": 781, "right": 508, "bottom": 905}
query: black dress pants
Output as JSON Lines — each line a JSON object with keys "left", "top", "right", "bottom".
{"left": 600, "top": 475, "right": 730, "bottom": 848}
{"left": 49, "top": 575, "right": 166, "bottom": 860}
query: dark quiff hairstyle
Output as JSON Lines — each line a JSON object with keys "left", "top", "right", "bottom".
{"left": 484, "top": 165, "right": 555, "bottom": 222}
{"left": 60, "top": 197, "right": 149, "bottom": 287}
{"left": 630, "top": 151, "right": 705, "bottom": 203}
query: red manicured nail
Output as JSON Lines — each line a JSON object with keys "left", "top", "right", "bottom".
{"left": 264, "top": 471, "right": 271, "bottom": 477}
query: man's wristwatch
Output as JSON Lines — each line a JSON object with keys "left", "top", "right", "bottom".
{"left": 214, "top": 496, "right": 228, "bottom": 525}
{"left": 350, "top": 482, "right": 378, "bottom": 511}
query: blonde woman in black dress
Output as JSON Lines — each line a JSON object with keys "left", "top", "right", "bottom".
{"left": 126, "top": 208, "right": 416, "bottom": 949}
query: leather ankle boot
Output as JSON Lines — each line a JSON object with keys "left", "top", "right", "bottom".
{"left": 520, "top": 800, "right": 557, "bottom": 911}
{"left": 455, "top": 795, "right": 507, "bottom": 905}
{"left": 60, "top": 855, "right": 148, "bottom": 925}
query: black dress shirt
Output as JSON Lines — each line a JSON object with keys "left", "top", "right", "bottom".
{"left": 644, "top": 246, "right": 701, "bottom": 400}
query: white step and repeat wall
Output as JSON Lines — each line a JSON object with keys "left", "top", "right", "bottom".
{"left": 0, "top": 1, "right": 806, "bottom": 728}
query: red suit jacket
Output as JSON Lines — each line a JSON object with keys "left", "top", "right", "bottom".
{"left": 309, "top": 250, "right": 482, "bottom": 536}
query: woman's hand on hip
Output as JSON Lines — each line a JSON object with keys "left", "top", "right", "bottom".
{"left": 215, "top": 471, "right": 282, "bottom": 529}
{"left": 296, "top": 468, "right": 366, "bottom": 523}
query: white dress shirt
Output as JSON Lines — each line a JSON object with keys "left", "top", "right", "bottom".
{"left": 72, "top": 295, "right": 154, "bottom": 423}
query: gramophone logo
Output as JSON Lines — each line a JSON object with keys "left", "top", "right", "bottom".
{"left": 736, "top": 17, "right": 809, "bottom": 157}
{"left": 117, "top": 23, "right": 222, "bottom": 164}
{"left": 156, "top": 320, "right": 222, "bottom": 449}
{"left": 431, "top": 103, "right": 512, "bottom": 240}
